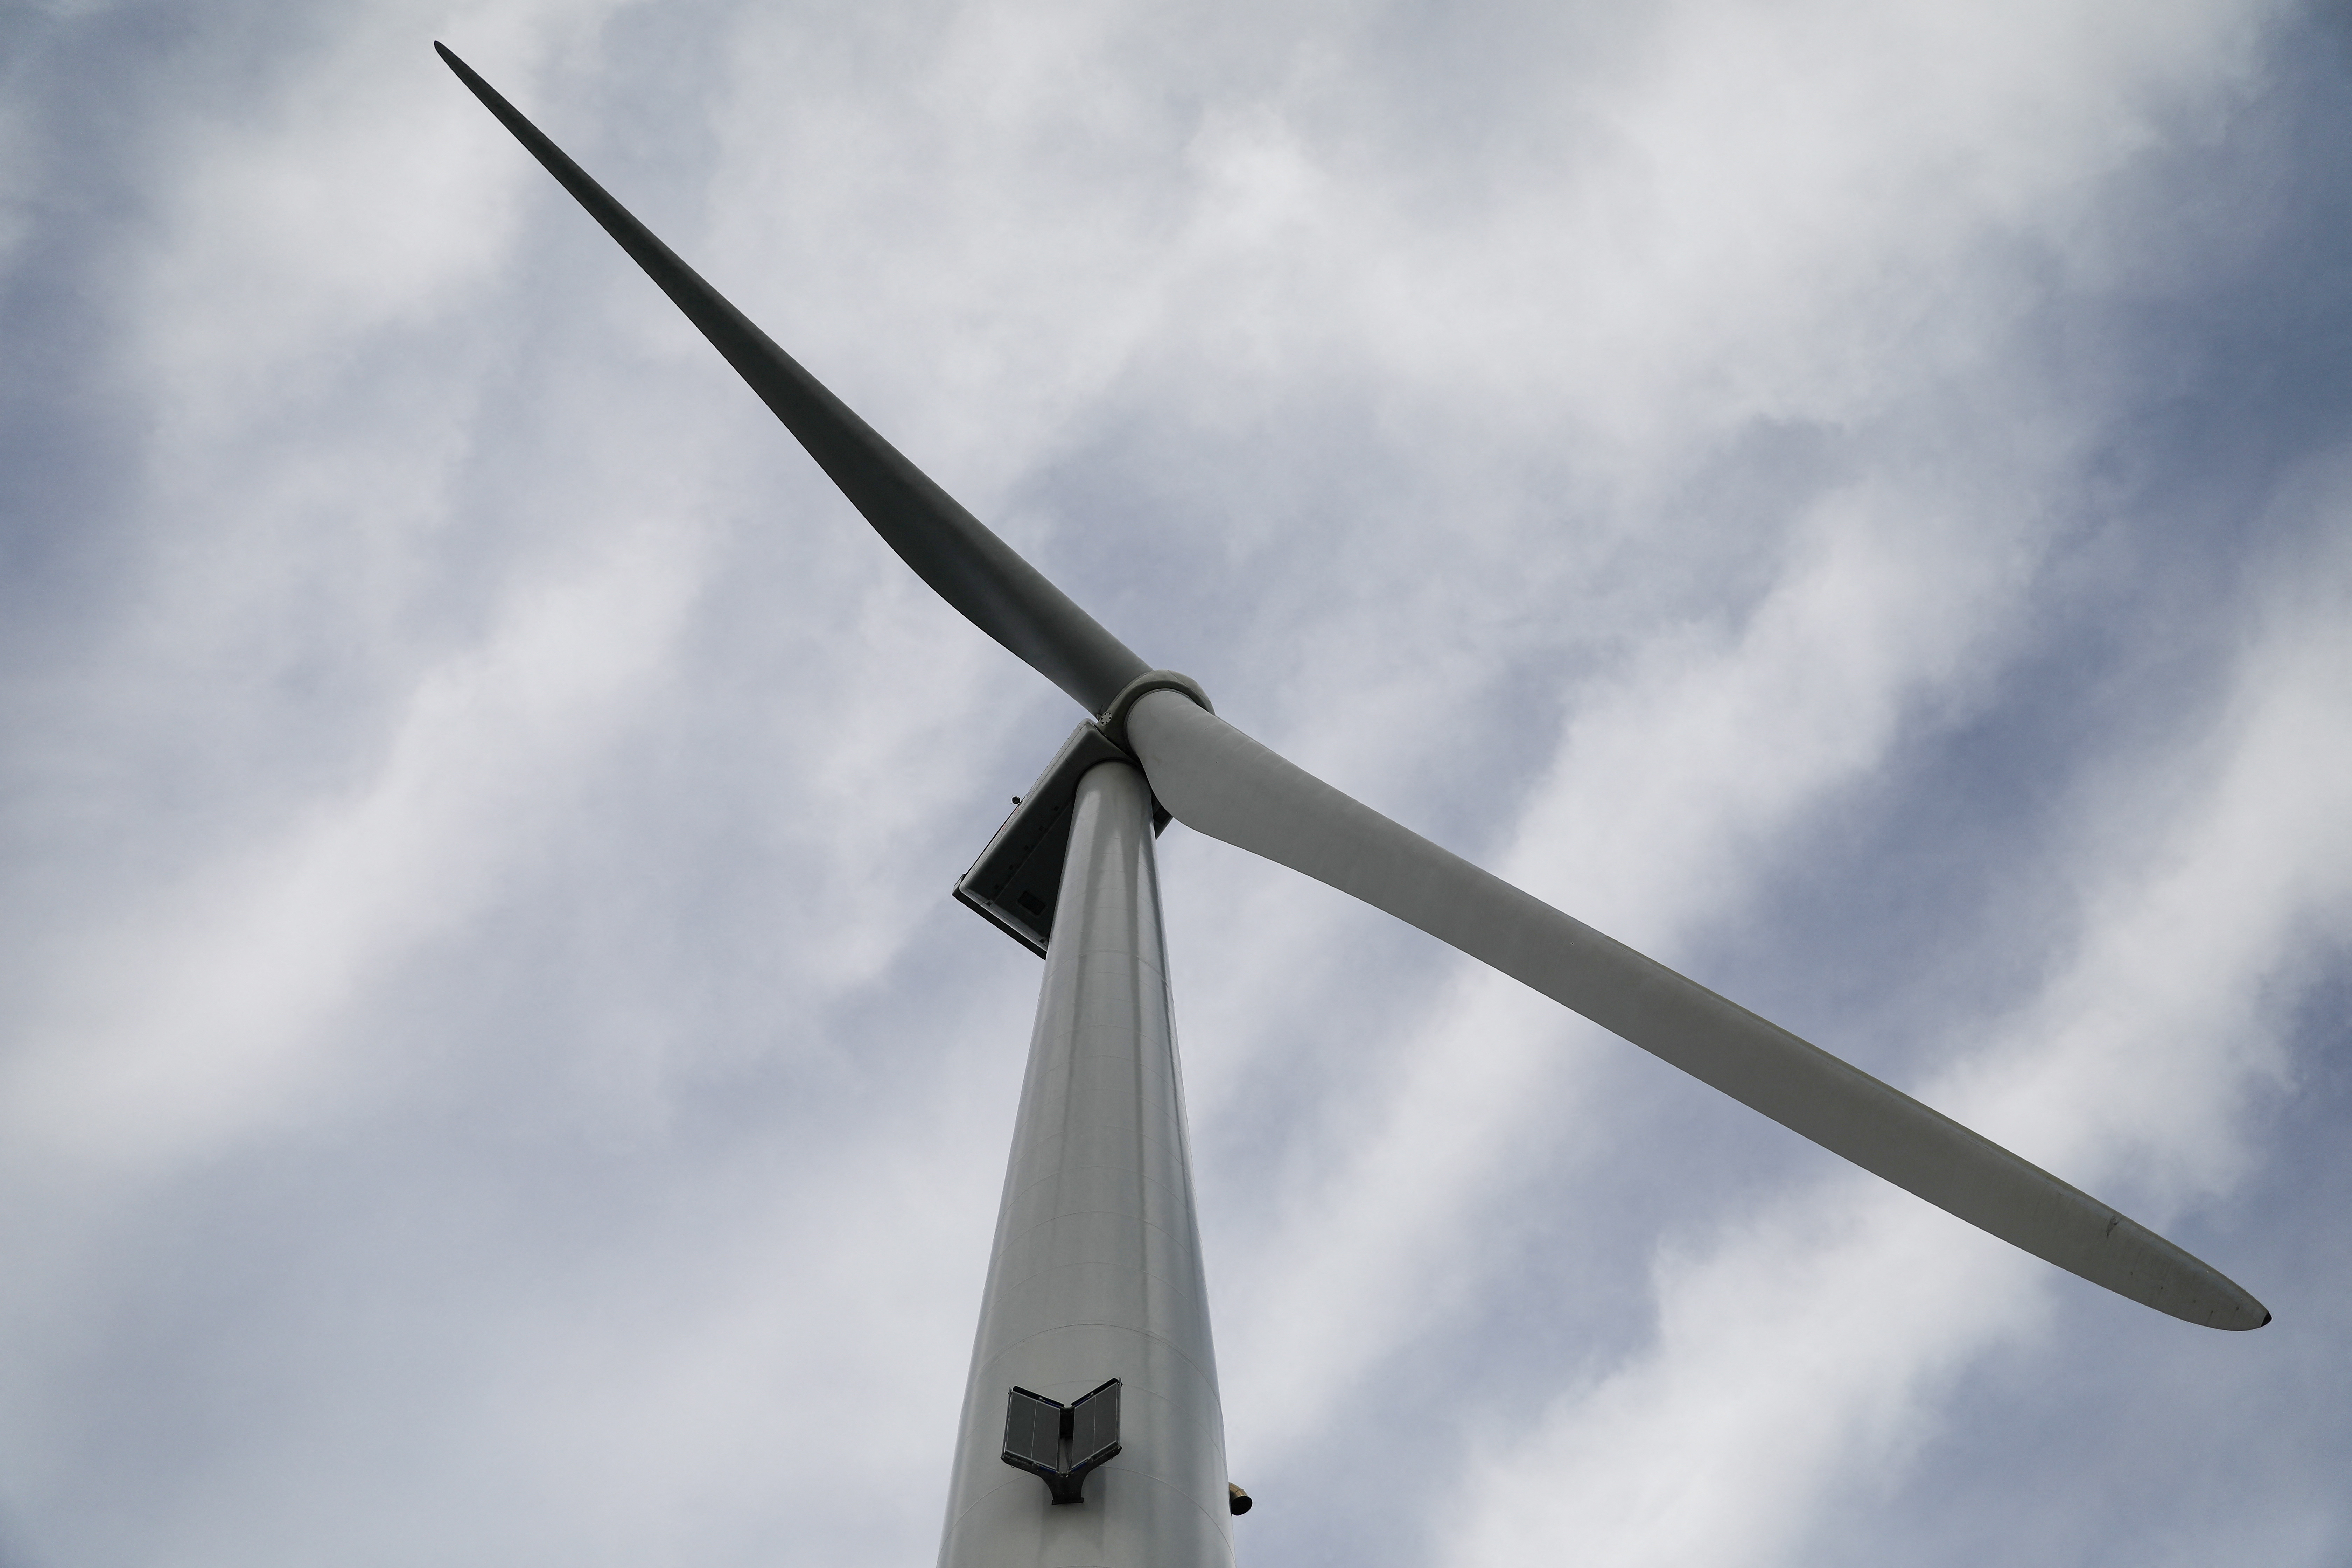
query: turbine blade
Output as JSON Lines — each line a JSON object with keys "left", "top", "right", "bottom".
{"left": 1124, "top": 689, "right": 2270, "bottom": 1330}
{"left": 433, "top": 43, "right": 1150, "bottom": 714}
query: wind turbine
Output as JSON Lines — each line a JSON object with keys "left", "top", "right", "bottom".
{"left": 434, "top": 42, "right": 2269, "bottom": 1568}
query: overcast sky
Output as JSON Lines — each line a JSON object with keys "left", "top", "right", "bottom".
{"left": 4, "top": 1, "right": 2350, "bottom": 1565}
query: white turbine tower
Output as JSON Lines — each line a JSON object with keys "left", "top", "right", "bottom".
{"left": 436, "top": 43, "right": 2269, "bottom": 1568}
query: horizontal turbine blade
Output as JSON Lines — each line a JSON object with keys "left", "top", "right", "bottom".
{"left": 434, "top": 43, "right": 1150, "bottom": 714}
{"left": 1125, "top": 689, "right": 2269, "bottom": 1330}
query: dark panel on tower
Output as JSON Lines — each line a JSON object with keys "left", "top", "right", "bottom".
{"left": 1066, "top": 1378, "right": 1122, "bottom": 1479}
{"left": 1001, "top": 1386, "right": 1063, "bottom": 1479}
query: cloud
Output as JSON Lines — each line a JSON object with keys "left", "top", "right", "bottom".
{"left": 1, "top": 1, "right": 2345, "bottom": 1566}
{"left": 1447, "top": 478, "right": 2352, "bottom": 1568}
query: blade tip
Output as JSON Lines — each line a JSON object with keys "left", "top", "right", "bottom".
{"left": 2203, "top": 1289, "right": 2270, "bottom": 1331}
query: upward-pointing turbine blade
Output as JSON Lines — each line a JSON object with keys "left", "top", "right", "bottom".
{"left": 1123, "top": 689, "right": 2271, "bottom": 1330}
{"left": 433, "top": 44, "right": 1150, "bottom": 714}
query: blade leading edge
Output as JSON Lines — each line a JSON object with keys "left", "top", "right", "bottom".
{"left": 1124, "top": 689, "right": 2270, "bottom": 1330}
{"left": 434, "top": 43, "right": 1150, "bottom": 714}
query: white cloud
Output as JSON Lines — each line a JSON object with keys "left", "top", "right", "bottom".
{"left": 1, "top": 1, "right": 2343, "bottom": 1565}
{"left": 1445, "top": 477, "right": 2352, "bottom": 1567}
{"left": 2, "top": 518, "right": 700, "bottom": 1168}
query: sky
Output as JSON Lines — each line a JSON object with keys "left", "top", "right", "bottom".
{"left": 3, "top": 1, "right": 2350, "bottom": 1564}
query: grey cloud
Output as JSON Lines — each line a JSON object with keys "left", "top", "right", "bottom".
{"left": 3, "top": 3, "right": 2348, "bottom": 1567}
